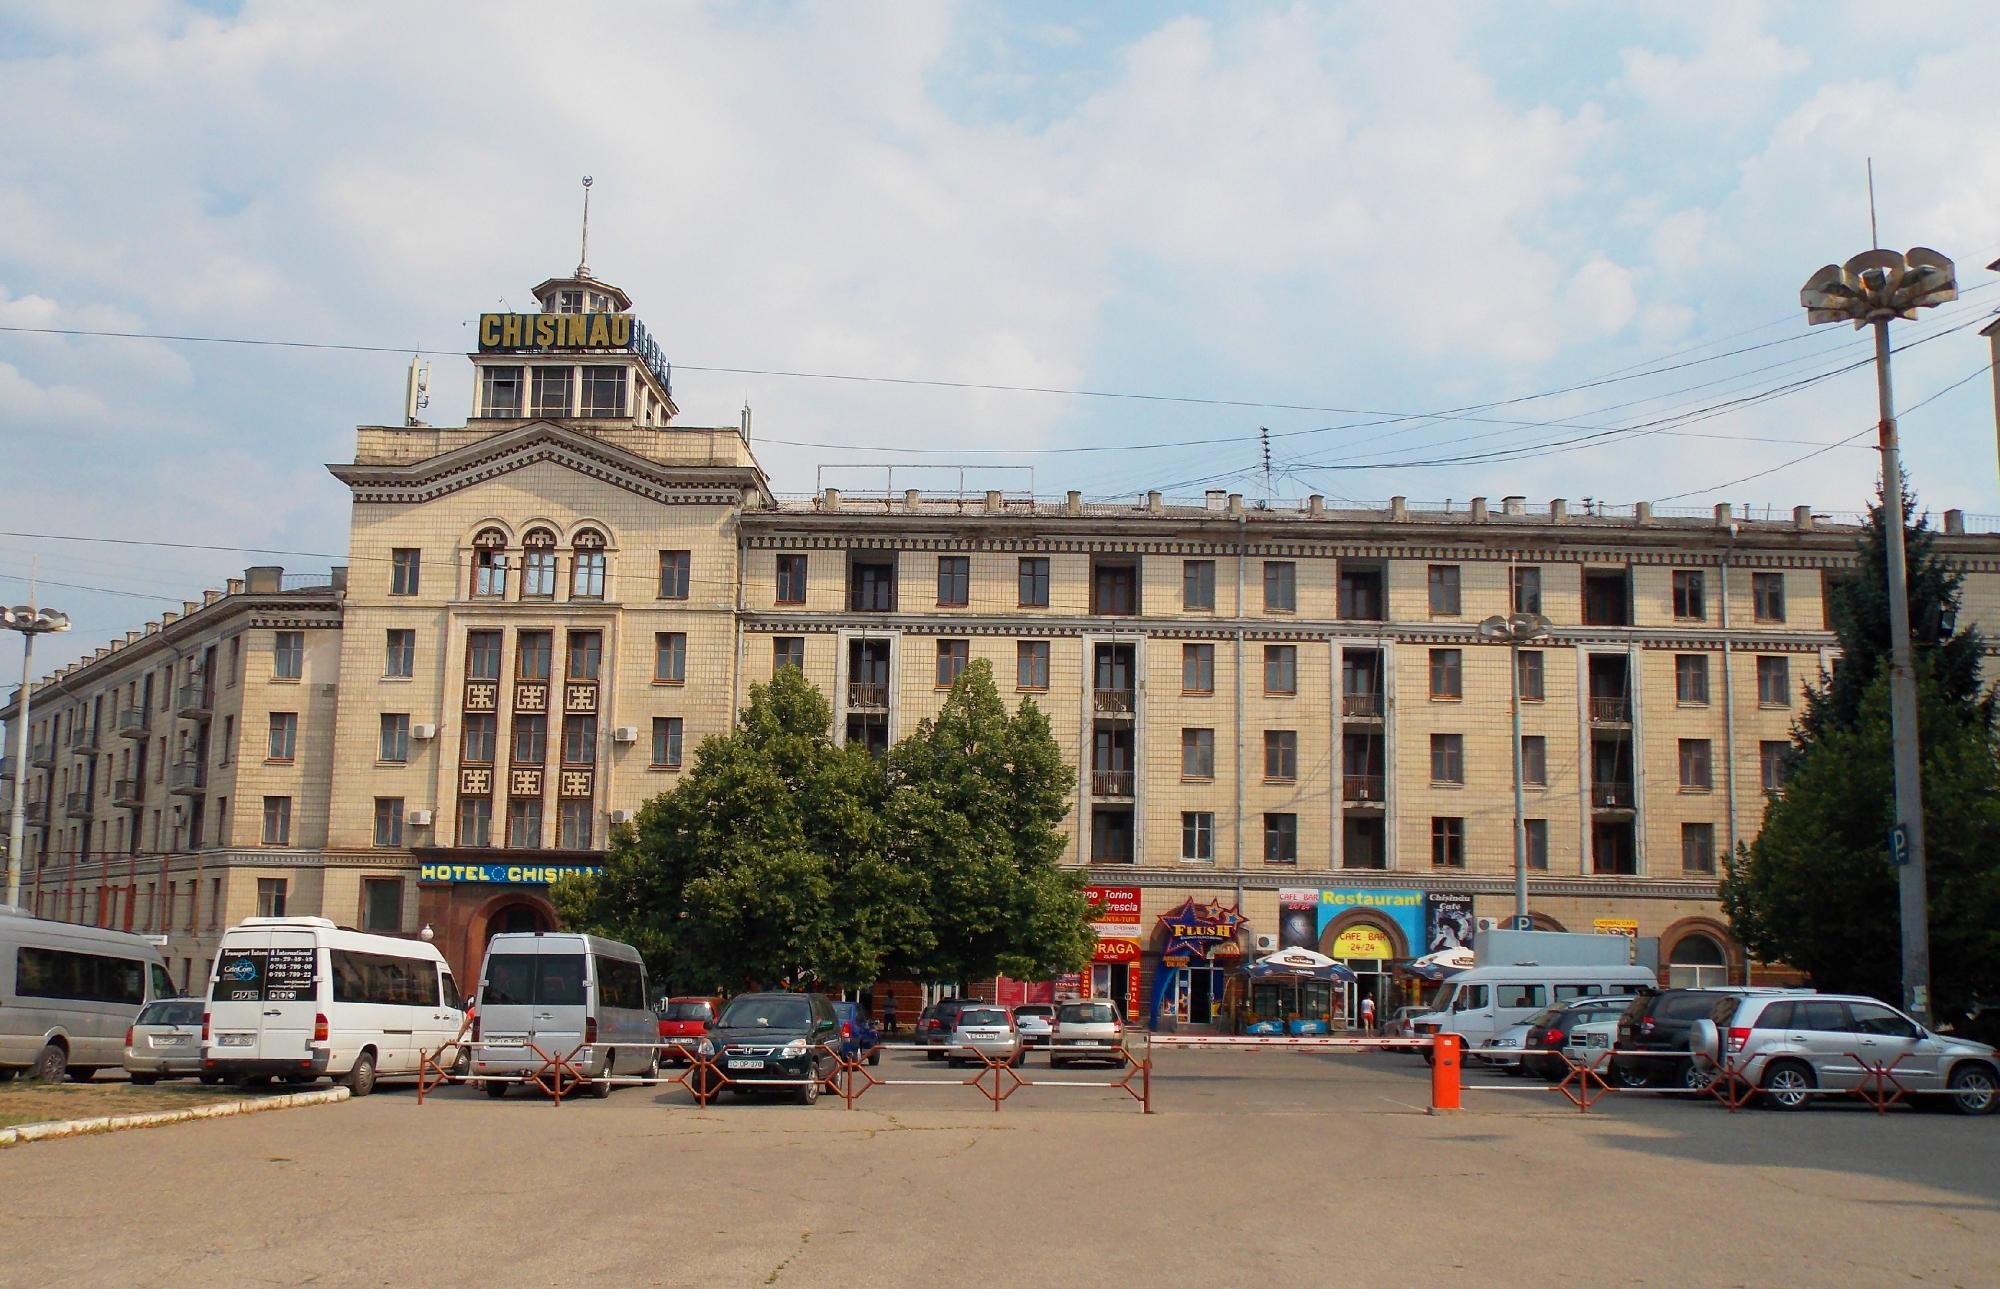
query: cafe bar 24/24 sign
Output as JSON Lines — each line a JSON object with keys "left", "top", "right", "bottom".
{"left": 1158, "top": 898, "right": 1247, "bottom": 967}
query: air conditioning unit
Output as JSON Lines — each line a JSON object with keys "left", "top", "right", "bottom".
{"left": 411, "top": 723, "right": 438, "bottom": 741}
{"left": 407, "top": 809, "right": 434, "bottom": 827}
{"left": 609, "top": 808, "right": 635, "bottom": 825}
{"left": 1253, "top": 933, "right": 1279, "bottom": 953}
{"left": 611, "top": 726, "right": 640, "bottom": 744}
{"left": 1475, "top": 916, "right": 1499, "bottom": 933}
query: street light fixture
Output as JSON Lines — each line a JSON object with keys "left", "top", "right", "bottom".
{"left": 1478, "top": 610, "right": 1552, "bottom": 928}
{"left": 1800, "top": 245, "right": 1958, "bottom": 1023}
{"left": 4, "top": 602, "right": 72, "bottom": 912}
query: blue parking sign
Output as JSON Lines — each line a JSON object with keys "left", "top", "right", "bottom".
{"left": 1888, "top": 823, "right": 1911, "bottom": 867}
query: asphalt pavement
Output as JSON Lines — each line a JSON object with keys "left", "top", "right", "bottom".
{"left": 1, "top": 1045, "right": 1993, "bottom": 1287}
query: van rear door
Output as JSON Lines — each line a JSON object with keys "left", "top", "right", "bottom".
{"left": 532, "top": 949, "right": 589, "bottom": 1058}
{"left": 478, "top": 944, "right": 538, "bottom": 1051}
{"left": 259, "top": 928, "right": 321, "bottom": 1066}
{"left": 208, "top": 930, "right": 273, "bottom": 1056}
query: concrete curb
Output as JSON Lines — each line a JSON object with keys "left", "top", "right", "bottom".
{"left": 0, "top": 1085, "right": 350, "bottom": 1149}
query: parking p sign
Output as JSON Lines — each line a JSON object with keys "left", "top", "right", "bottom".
{"left": 1888, "top": 823, "right": 1911, "bottom": 867}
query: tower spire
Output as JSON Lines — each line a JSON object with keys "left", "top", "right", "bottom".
{"left": 577, "top": 175, "right": 594, "bottom": 279}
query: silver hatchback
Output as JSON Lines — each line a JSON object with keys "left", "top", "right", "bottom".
{"left": 1691, "top": 993, "right": 1999, "bottom": 1115}
{"left": 947, "top": 1006, "right": 1022, "bottom": 1067}
{"left": 123, "top": 998, "right": 207, "bottom": 1084}
{"left": 1050, "top": 1000, "right": 1125, "bottom": 1068}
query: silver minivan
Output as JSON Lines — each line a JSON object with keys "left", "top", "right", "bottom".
{"left": 0, "top": 906, "right": 175, "bottom": 1082}
{"left": 473, "top": 932, "right": 656, "bottom": 1098}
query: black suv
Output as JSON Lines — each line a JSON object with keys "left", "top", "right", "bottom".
{"left": 696, "top": 991, "right": 840, "bottom": 1105}
{"left": 1613, "top": 989, "right": 1757, "bottom": 1089}
{"left": 918, "top": 997, "right": 976, "bottom": 1062}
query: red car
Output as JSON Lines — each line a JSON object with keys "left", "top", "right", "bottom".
{"left": 656, "top": 996, "right": 723, "bottom": 1064}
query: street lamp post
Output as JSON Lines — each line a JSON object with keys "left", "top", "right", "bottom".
{"left": 4, "top": 602, "right": 72, "bottom": 912}
{"left": 1801, "top": 246, "right": 1958, "bottom": 1023}
{"left": 1478, "top": 611, "right": 1552, "bottom": 926}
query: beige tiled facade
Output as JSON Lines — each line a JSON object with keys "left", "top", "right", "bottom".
{"left": 10, "top": 266, "right": 2000, "bottom": 998}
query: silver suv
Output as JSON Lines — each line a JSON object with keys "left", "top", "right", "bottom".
{"left": 1691, "top": 994, "right": 1998, "bottom": 1115}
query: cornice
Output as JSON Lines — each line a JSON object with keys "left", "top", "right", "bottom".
{"left": 1067, "top": 864, "right": 1723, "bottom": 903}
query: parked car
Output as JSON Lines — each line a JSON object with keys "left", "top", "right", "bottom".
{"left": 656, "top": 996, "right": 723, "bottom": 1065}
{"left": 947, "top": 1005, "right": 1022, "bottom": 1068}
{"left": 123, "top": 998, "right": 209, "bottom": 1084}
{"left": 832, "top": 1001, "right": 881, "bottom": 1066}
{"left": 1, "top": 907, "right": 176, "bottom": 1083}
{"left": 918, "top": 997, "right": 976, "bottom": 1062}
{"left": 474, "top": 932, "right": 655, "bottom": 1099}
{"left": 696, "top": 991, "right": 840, "bottom": 1105}
{"left": 1050, "top": 999, "right": 1125, "bottom": 1068}
{"left": 1382, "top": 1005, "right": 1431, "bottom": 1053}
{"left": 1517, "top": 995, "right": 1638, "bottom": 1081}
{"left": 1012, "top": 1002, "right": 1056, "bottom": 1049}
{"left": 1691, "top": 994, "right": 1999, "bottom": 1115}
{"left": 1612, "top": 987, "right": 1806, "bottom": 1090}
{"left": 1474, "top": 1015, "right": 1540, "bottom": 1073}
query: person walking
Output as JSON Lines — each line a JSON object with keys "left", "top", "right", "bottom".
{"left": 882, "top": 993, "right": 898, "bottom": 1039}
{"left": 1359, "top": 994, "right": 1376, "bottom": 1035}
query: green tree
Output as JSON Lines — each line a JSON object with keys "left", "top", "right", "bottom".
{"left": 1722, "top": 495, "right": 2000, "bottom": 1022}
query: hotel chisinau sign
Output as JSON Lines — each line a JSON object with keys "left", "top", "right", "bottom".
{"left": 476, "top": 311, "right": 671, "bottom": 386}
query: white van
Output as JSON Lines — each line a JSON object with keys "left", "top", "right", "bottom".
{"left": 202, "top": 917, "right": 465, "bottom": 1096}
{"left": 1415, "top": 964, "right": 1659, "bottom": 1054}
{"left": 0, "top": 906, "right": 177, "bottom": 1082}
{"left": 473, "top": 932, "right": 656, "bottom": 1098}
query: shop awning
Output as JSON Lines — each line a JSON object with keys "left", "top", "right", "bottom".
{"left": 1242, "top": 947, "right": 1356, "bottom": 983}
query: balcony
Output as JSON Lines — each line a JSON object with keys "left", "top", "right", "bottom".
{"left": 1090, "top": 770, "right": 1136, "bottom": 799}
{"left": 64, "top": 790, "right": 92, "bottom": 819}
{"left": 29, "top": 741, "right": 54, "bottom": 769}
{"left": 23, "top": 800, "right": 46, "bottom": 827}
{"left": 846, "top": 681, "right": 889, "bottom": 710}
{"left": 1588, "top": 696, "right": 1632, "bottom": 725}
{"left": 1342, "top": 774, "right": 1387, "bottom": 804}
{"left": 1341, "top": 692, "right": 1385, "bottom": 719}
{"left": 1591, "top": 781, "right": 1635, "bottom": 811}
{"left": 112, "top": 777, "right": 143, "bottom": 807}
{"left": 67, "top": 723, "right": 99, "bottom": 753}
{"left": 1091, "top": 687, "right": 1136, "bottom": 717}
{"left": 176, "top": 683, "right": 213, "bottom": 719}
{"left": 0, "top": 755, "right": 12, "bottom": 781}
{"left": 116, "top": 707, "right": 151, "bottom": 739}
{"left": 168, "top": 759, "right": 206, "bottom": 795}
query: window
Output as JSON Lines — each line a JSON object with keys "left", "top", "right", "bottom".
{"left": 1681, "top": 822, "right": 1716, "bottom": 874}
{"left": 1181, "top": 728, "right": 1214, "bottom": 779}
{"left": 1263, "top": 813, "right": 1298, "bottom": 865}
{"left": 506, "top": 798, "right": 543, "bottom": 849}
{"left": 935, "top": 639, "right": 969, "bottom": 687}
{"left": 936, "top": 556, "right": 970, "bottom": 607}
{"left": 383, "top": 629, "right": 415, "bottom": 679}
{"left": 558, "top": 801, "right": 592, "bottom": 850}
{"left": 1430, "top": 733, "right": 1464, "bottom": 784}
{"left": 1428, "top": 565, "right": 1461, "bottom": 616}
{"left": 1517, "top": 650, "right": 1544, "bottom": 701}
{"left": 776, "top": 554, "right": 809, "bottom": 605}
{"left": 1430, "top": 817, "right": 1465, "bottom": 867}
{"left": 773, "top": 637, "right": 805, "bottom": 671}
{"left": 1182, "top": 812, "right": 1215, "bottom": 863}
{"left": 1848, "top": 1002, "right": 1920, "bottom": 1039}
{"left": 1017, "top": 557, "right": 1050, "bottom": 608}
{"left": 580, "top": 365, "right": 625, "bottom": 417}
{"left": 1753, "top": 572, "right": 1786, "bottom": 623}
{"left": 1760, "top": 741, "right": 1790, "bottom": 793}
{"left": 379, "top": 713, "right": 410, "bottom": 763}
{"left": 1264, "top": 730, "right": 1298, "bottom": 782}
{"left": 272, "top": 631, "right": 303, "bottom": 680}
{"left": 480, "top": 365, "right": 523, "bottom": 417}
{"left": 561, "top": 715, "right": 597, "bottom": 766}
{"left": 12, "top": 947, "right": 144, "bottom": 1005}
{"left": 1757, "top": 655, "right": 1790, "bottom": 706}
{"left": 1183, "top": 644, "right": 1215, "bottom": 695}
{"left": 1524, "top": 818, "right": 1549, "bottom": 870}
{"left": 1264, "top": 645, "right": 1297, "bottom": 696}
{"left": 1495, "top": 984, "right": 1546, "bottom": 1010}
{"left": 1263, "top": 561, "right": 1296, "bottom": 613}
{"left": 228, "top": 636, "right": 242, "bottom": 685}
{"left": 472, "top": 530, "right": 509, "bottom": 598}
{"left": 1511, "top": 566, "right": 1542, "bottom": 616}
{"left": 267, "top": 712, "right": 297, "bottom": 763}
{"left": 462, "top": 713, "right": 496, "bottom": 765}
{"left": 516, "top": 631, "right": 552, "bottom": 681}
{"left": 261, "top": 798, "right": 291, "bottom": 847}
{"left": 557, "top": 290, "right": 583, "bottom": 314}
{"left": 466, "top": 630, "right": 502, "bottom": 681}
{"left": 1520, "top": 735, "right": 1547, "bottom": 786}
{"left": 1678, "top": 738, "right": 1713, "bottom": 790}
{"left": 654, "top": 632, "right": 687, "bottom": 684}
{"left": 390, "top": 548, "right": 421, "bottom": 596}
{"left": 511, "top": 715, "right": 547, "bottom": 764}
{"left": 658, "top": 550, "right": 691, "bottom": 600}
{"left": 652, "top": 717, "right": 684, "bottom": 768}
{"left": 1338, "top": 563, "right": 1384, "bottom": 620}
{"left": 570, "top": 530, "right": 606, "bottom": 599}
{"left": 532, "top": 365, "right": 573, "bottom": 417}
{"left": 458, "top": 796, "right": 492, "bottom": 848}
{"left": 1675, "top": 654, "right": 1709, "bottom": 704}
{"left": 1016, "top": 640, "right": 1050, "bottom": 690}
{"left": 1429, "top": 648, "right": 1462, "bottom": 699}
{"left": 521, "top": 529, "right": 558, "bottom": 598}
{"left": 1672, "top": 569, "right": 1706, "bottom": 620}
{"left": 849, "top": 557, "right": 897, "bottom": 611}
{"left": 361, "top": 878, "right": 403, "bottom": 933}
{"left": 373, "top": 798, "right": 405, "bottom": 848}
{"left": 1183, "top": 560, "right": 1215, "bottom": 611}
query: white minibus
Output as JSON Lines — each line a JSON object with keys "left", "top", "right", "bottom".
{"left": 473, "top": 932, "right": 656, "bottom": 1098}
{"left": 1415, "top": 964, "right": 1659, "bottom": 1053}
{"left": 0, "top": 906, "right": 177, "bottom": 1082}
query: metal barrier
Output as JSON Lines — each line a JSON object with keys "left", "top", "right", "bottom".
{"left": 1144, "top": 1033, "right": 1461, "bottom": 1114}
{"left": 1526, "top": 1044, "right": 1961, "bottom": 1114}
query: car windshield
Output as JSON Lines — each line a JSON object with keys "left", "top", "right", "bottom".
{"left": 1060, "top": 1003, "right": 1120, "bottom": 1025}
{"left": 720, "top": 996, "right": 810, "bottom": 1029}
{"left": 139, "top": 1000, "right": 201, "bottom": 1026}
{"left": 960, "top": 1009, "right": 1009, "bottom": 1027}
{"left": 1524, "top": 1008, "right": 1562, "bottom": 1028}
{"left": 662, "top": 1001, "right": 712, "bottom": 1021}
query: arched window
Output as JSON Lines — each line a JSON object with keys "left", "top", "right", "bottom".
{"left": 571, "top": 528, "right": 607, "bottom": 600}
{"left": 471, "top": 528, "right": 509, "bottom": 598}
{"left": 521, "top": 528, "right": 558, "bottom": 599}
{"left": 1668, "top": 933, "right": 1729, "bottom": 988}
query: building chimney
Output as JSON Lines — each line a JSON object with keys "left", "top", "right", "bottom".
{"left": 1470, "top": 497, "right": 1489, "bottom": 522}
{"left": 331, "top": 566, "right": 349, "bottom": 594}
{"left": 1792, "top": 505, "right": 1814, "bottom": 531}
{"left": 1944, "top": 508, "right": 1965, "bottom": 535}
{"left": 1146, "top": 490, "right": 1163, "bottom": 515}
{"left": 1205, "top": 490, "right": 1227, "bottom": 511}
{"left": 1307, "top": 495, "right": 1325, "bottom": 517}
{"left": 1066, "top": 491, "right": 1082, "bottom": 516}
{"left": 1227, "top": 493, "right": 1244, "bottom": 517}
{"left": 905, "top": 489, "right": 922, "bottom": 512}
{"left": 1550, "top": 499, "right": 1568, "bottom": 522}
{"left": 1501, "top": 495, "right": 1526, "bottom": 516}
{"left": 1713, "top": 503, "right": 1732, "bottom": 526}
{"left": 986, "top": 489, "right": 1005, "bottom": 514}
{"left": 1390, "top": 496, "right": 1408, "bottom": 521}
{"left": 822, "top": 488, "right": 841, "bottom": 512}
{"left": 203, "top": 589, "right": 221, "bottom": 606}
{"left": 243, "top": 566, "right": 282, "bottom": 594}
{"left": 226, "top": 578, "right": 244, "bottom": 596}
{"left": 1634, "top": 501, "right": 1654, "bottom": 524}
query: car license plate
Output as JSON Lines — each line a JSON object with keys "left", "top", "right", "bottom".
{"left": 1076, "top": 1039, "right": 1102, "bottom": 1046}
{"left": 218, "top": 1033, "right": 253, "bottom": 1047}
{"left": 727, "top": 1058, "right": 763, "bottom": 1070}
{"left": 154, "top": 1036, "right": 187, "bottom": 1047}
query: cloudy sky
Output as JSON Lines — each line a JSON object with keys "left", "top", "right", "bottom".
{"left": 4, "top": 0, "right": 2000, "bottom": 672}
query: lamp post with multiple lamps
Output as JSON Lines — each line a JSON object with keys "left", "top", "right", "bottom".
{"left": 1799, "top": 245, "right": 1957, "bottom": 1023}
{"left": 1478, "top": 610, "right": 1552, "bottom": 927}
{"left": 5, "top": 602, "right": 72, "bottom": 912}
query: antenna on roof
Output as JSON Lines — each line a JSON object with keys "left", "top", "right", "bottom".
{"left": 1866, "top": 157, "right": 1880, "bottom": 250}
{"left": 577, "top": 175, "right": 594, "bottom": 278}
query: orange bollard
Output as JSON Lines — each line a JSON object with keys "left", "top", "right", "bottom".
{"left": 1429, "top": 1034, "right": 1462, "bottom": 1114}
